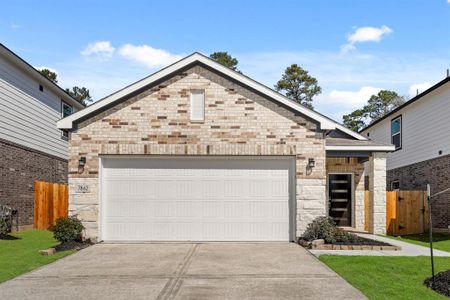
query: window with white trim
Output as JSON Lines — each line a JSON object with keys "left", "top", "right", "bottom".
{"left": 190, "top": 90, "right": 205, "bottom": 121}
{"left": 62, "top": 101, "right": 73, "bottom": 118}
{"left": 390, "top": 180, "right": 400, "bottom": 190}
{"left": 391, "top": 116, "right": 402, "bottom": 150}
{"left": 61, "top": 101, "right": 73, "bottom": 139}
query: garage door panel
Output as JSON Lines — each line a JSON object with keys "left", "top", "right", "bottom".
{"left": 102, "top": 157, "right": 293, "bottom": 241}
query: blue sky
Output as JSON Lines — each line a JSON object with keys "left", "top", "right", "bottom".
{"left": 1, "top": 0, "right": 450, "bottom": 121}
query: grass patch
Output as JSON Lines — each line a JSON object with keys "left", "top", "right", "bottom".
{"left": 320, "top": 255, "right": 450, "bottom": 300}
{"left": 388, "top": 233, "right": 450, "bottom": 252}
{"left": 0, "top": 230, "right": 74, "bottom": 283}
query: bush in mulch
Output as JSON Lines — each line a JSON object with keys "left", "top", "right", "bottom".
{"left": 51, "top": 216, "right": 92, "bottom": 252}
{"left": 52, "top": 216, "right": 84, "bottom": 243}
{"left": 300, "top": 216, "right": 390, "bottom": 246}
{"left": 424, "top": 270, "right": 450, "bottom": 298}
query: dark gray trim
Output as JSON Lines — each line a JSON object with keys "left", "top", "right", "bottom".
{"left": 326, "top": 150, "right": 371, "bottom": 158}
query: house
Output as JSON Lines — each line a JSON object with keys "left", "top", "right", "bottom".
{"left": 361, "top": 75, "right": 450, "bottom": 231}
{"left": 57, "top": 53, "right": 394, "bottom": 242}
{"left": 0, "top": 44, "right": 84, "bottom": 228}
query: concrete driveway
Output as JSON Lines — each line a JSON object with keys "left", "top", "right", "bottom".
{"left": 0, "top": 243, "right": 365, "bottom": 300}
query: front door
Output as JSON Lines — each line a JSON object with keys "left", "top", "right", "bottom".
{"left": 328, "top": 174, "right": 352, "bottom": 226}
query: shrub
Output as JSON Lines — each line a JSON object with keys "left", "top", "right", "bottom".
{"left": 301, "top": 216, "right": 359, "bottom": 244}
{"left": 302, "top": 216, "right": 337, "bottom": 242}
{"left": 52, "top": 216, "right": 84, "bottom": 243}
{"left": 0, "top": 216, "right": 12, "bottom": 238}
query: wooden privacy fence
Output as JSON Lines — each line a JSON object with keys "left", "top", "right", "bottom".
{"left": 364, "top": 190, "right": 428, "bottom": 236}
{"left": 34, "top": 181, "right": 69, "bottom": 229}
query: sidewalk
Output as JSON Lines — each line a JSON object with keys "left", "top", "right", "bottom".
{"left": 309, "top": 233, "right": 450, "bottom": 257}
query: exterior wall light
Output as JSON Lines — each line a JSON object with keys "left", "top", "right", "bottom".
{"left": 79, "top": 157, "right": 86, "bottom": 168}
{"left": 308, "top": 158, "right": 316, "bottom": 168}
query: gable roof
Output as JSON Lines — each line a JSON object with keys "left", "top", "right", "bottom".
{"left": 360, "top": 75, "right": 450, "bottom": 133}
{"left": 0, "top": 43, "right": 85, "bottom": 110}
{"left": 56, "top": 52, "right": 366, "bottom": 140}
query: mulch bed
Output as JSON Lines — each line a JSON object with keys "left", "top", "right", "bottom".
{"left": 55, "top": 240, "right": 92, "bottom": 252}
{"left": 424, "top": 270, "right": 450, "bottom": 298}
{"left": 332, "top": 236, "right": 391, "bottom": 246}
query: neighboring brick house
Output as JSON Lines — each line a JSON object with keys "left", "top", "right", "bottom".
{"left": 361, "top": 76, "right": 450, "bottom": 231}
{"left": 0, "top": 44, "right": 84, "bottom": 227}
{"left": 58, "top": 53, "right": 393, "bottom": 242}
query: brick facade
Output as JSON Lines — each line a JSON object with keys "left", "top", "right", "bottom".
{"left": 68, "top": 65, "right": 330, "bottom": 241}
{"left": 386, "top": 154, "right": 450, "bottom": 229}
{"left": 0, "top": 138, "right": 67, "bottom": 226}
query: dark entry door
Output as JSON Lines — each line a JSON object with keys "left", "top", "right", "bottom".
{"left": 328, "top": 174, "right": 352, "bottom": 226}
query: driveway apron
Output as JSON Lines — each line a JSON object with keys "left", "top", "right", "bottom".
{"left": 0, "top": 242, "right": 366, "bottom": 300}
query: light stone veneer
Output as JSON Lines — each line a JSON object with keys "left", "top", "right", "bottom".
{"left": 368, "top": 152, "right": 387, "bottom": 234}
{"left": 67, "top": 65, "right": 340, "bottom": 241}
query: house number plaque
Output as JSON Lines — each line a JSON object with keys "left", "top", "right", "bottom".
{"left": 75, "top": 184, "right": 90, "bottom": 193}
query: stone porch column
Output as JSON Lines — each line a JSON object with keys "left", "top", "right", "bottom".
{"left": 368, "top": 152, "right": 387, "bottom": 234}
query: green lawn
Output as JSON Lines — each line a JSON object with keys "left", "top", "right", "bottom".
{"left": 387, "top": 233, "right": 450, "bottom": 252}
{"left": 320, "top": 255, "right": 450, "bottom": 300}
{"left": 0, "top": 230, "right": 74, "bottom": 283}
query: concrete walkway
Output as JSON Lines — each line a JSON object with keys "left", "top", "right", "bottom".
{"left": 0, "top": 242, "right": 366, "bottom": 300}
{"left": 310, "top": 233, "right": 450, "bottom": 257}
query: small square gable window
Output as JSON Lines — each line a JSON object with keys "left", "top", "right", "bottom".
{"left": 190, "top": 90, "right": 205, "bottom": 121}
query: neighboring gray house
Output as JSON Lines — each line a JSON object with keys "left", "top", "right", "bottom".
{"left": 361, "top": 76, "right": 450, "bottom": 231}
{"left": 0, "top": 44, "right": 84, "bottom": 227}
{"left": 57, "top": 53, "right": 393, "bottom": 242}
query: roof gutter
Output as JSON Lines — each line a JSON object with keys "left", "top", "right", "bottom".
{"left": 325, "top": 145, "right": 396, "bottom": 152}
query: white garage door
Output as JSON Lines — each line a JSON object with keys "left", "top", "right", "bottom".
{"left": 101, "top": 157, "right": 293, "bottom": 241}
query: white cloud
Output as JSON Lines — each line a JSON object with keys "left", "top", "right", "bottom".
{"left": 34, "top": 66, "right": 58, "bottom": 75}
{"left": 328, "top": 86, "right": 382, "bottom": 107}
{"left": 10, "top": 23, "right": 20, "bottom": 29}
{"left": 118, "top": 44, "right": 183, "bottom": 68}
{"left": 408, "top": 82, "right": 432, "bottom": 98}
{"left": 48, "top": 46, "right": 448, "bottom": 124}
{"left": 238, "top": 50, "right": 448, "bottom": 122}
{"left": 81, "top": 41, "right": 115, "bottom": 58}
{"left": 342, "top": 25, "right": 392, "bottom": 52}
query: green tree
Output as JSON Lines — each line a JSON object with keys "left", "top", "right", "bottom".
{"left": 364, "top": 90, "right": 405, "bottom": 120}
{"left": 210, "top": 52, "right": 239, "bottom": 71}
{"left": 342, "top": 108, "right": 368, "bottom": 132}
{"left": 39, "top": 68, "right": 58, "bottom": 83}
{"left": 342, "top": 90, "right": 405, "bottom": 131}
{"left": 275, "top": 64, "right": 321, "bottom": 109}
{"left": 65, "top": 86, "right": 92, "bottom": 106}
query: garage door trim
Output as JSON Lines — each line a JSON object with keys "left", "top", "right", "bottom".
{"left": 98, "top": 155, "right": 296, "bottom": 242}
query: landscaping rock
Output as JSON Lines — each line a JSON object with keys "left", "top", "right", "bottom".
{"left": 311, "top": 239, "right": 325, "bottom": 249}
{"left": 298, "top": 239, "right": 310, "bottom": 248}
{"left": 39, "top": 248, "right": 55, "bottom": 256}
